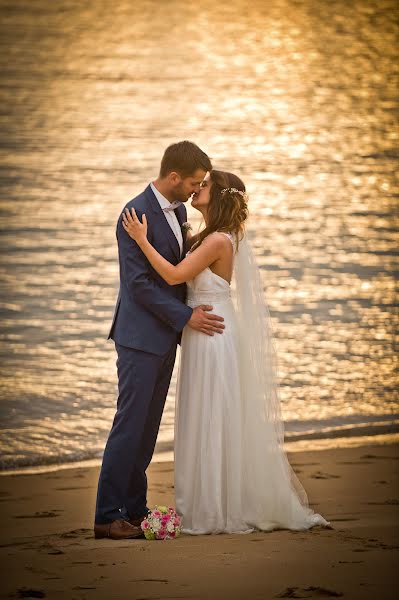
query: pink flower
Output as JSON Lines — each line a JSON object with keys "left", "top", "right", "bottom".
{"left": 141, "top": 519, "right": 150, "bottom": 530}
{"left": 153, "top": 510, "right": 161, "bottom": 518}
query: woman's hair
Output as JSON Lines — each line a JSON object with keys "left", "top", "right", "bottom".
{"left": 192, "top": 170, "right": 248, "bottom": 252}
{"left": 160, "top": 140, "right": 212, "bottom": 178}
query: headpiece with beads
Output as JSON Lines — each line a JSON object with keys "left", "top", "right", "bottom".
{"left": 221, "top": 187, "right": 248, "bottom": 200}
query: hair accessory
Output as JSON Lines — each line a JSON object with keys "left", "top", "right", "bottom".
{"left": 221, "top": 187, "right": 248, "bottom": 200}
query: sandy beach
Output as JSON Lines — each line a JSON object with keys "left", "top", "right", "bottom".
{"left": 0, "top": 441, "right": 398, "bottom": 600}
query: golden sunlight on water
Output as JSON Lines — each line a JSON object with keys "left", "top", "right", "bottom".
{"left": 0, "top": 0, "right": 398, "bottom": 470}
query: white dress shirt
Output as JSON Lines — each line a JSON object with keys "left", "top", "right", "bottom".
{"left": 150, "top": 182, "right": 183, "bottom": 256}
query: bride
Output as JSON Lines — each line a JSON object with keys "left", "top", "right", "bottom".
{"left": 122, "top": 169, "right": 331, "bottom": 535}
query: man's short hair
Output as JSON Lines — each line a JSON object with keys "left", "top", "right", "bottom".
{"left": 160, "top": 141, "right": 212, "bottom": 178}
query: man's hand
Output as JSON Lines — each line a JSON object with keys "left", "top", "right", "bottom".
{"left": 188, "top": 305, "right": 225, "bottom": 336}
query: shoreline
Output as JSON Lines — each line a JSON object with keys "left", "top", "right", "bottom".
{"left": 0, "top": 440, "right": 398, "bottom": 599}
{"left": 1, "top": 431, "right": 398, "bottom": 477}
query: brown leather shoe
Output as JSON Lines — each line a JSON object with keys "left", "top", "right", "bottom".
{"left": 94, "top": 519, "right": 144, "bottom": 540}
{"left": 128, "top": 513, "right": 148, "bottom": 527}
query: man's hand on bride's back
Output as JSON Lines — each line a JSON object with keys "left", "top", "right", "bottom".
{"left": 188, "top": 305, "right": 225, "bottom": 336}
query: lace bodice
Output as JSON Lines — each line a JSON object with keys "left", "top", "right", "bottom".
{"left": 186, "top": 232, "right": 235, "bottom": 306}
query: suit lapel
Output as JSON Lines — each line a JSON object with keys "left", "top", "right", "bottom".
{"left": 175, "top": 204, "right": 188, "bottom": 258}
{"left": 144, "top": 185, "right": 181, "bottom": 261}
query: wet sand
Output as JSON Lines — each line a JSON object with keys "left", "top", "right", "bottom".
{"left": 0, "top": 442, "right": 398, "bottom": 599}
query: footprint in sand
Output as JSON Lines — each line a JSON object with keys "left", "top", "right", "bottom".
{"left": 13, "top": 511, "right": 62, "bottom": 519}
{"left": 54, "top": 486, "right": 91, "bottom": 491}
{"left": 363, "top": 498, "right": 399, "bottom": 505}
{"left": 330, "top": 517, "right": 359, "bottom": 523}
{"left": 129, "top": 578, "right": 169, "bottom": 583}
{"left": 46, "top": 548, "right": 64, "bottom": 555}
{"left": 275, "top": 586, "right": 343, "bottom": 598}
{"left": 337, "top": 460, "right": 372, "bottom": 465}
{"left": 14, "top": 588, "right": 46, "bottom": 598}
{"left": 360, "top": 454, "right": 399, "bottom": 460}
{"left": 59, "top": 528, "right": 92, "bottom": 538}
{"left": 72, "top": 586, "right": 97, "bottom": 590}
{"left": 338, "top": 560, "right": 364, "bottom": 564}
{"left": 310, "top": 471, "right": 341, "bottom": 480}
{"left": 291, "top": 463, "right": 321, "bottom": 467}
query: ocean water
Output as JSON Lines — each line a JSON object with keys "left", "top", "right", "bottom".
{"left": 0, "top": 0, "right": 398, "bottom": 472}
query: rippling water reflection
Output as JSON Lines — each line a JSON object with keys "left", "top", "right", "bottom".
{"left": 0, "top": 0, "right": 398, "bottom": 470}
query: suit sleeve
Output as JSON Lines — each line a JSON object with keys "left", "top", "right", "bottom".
{"left": 117, "top": 208, "right": 193, "bottom": 332}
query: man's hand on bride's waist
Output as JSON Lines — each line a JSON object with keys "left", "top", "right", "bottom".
{"left": 187, "top": 305, "right": 225, "bottom": 336}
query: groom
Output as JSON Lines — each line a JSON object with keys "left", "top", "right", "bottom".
{"left": 94, "top": 141, "right": 225, "bottom": 539}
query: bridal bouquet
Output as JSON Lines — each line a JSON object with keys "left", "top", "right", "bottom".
{"left": 141, "top": 505, "right": 182, "bottom": 540}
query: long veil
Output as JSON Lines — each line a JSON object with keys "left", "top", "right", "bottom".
{"left": 231, "top": 232, "right": 331, "bottom": 531}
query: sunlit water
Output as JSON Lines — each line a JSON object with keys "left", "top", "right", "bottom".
{"left": 0, "top": 0, "right": 398, "bottom": 472}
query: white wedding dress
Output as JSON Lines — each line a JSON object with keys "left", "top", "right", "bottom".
{"left": 174, "top": 232, "right": 331, "bottom": 535}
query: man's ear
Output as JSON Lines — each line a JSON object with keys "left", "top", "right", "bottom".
{"left": 168, "top": 171, "right": 181, "bottom": 185}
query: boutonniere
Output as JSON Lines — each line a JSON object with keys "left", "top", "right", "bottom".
{"left": 181, "top": 222, "right": 192, "bottom": 233}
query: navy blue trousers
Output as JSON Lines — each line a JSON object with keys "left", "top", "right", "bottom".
{"left": 94, "top": 341, "right": 177, "bottom": 524}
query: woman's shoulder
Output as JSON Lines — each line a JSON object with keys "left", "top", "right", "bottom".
{"left": 189, "top": 230, "right": 235, "bottom": 255}
{"left": 216, "top": 230, "right": 234, "bottom": 241}
{"left": 202, "top": 230, "right": 234, "bottom": 248}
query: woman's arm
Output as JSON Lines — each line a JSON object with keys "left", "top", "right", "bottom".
{"left": 122, "top": 207, "right": 227, "bottom": 285}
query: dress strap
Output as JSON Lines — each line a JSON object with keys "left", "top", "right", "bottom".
{"left": 216, "top": 231, "right": 235, "bottom": 249}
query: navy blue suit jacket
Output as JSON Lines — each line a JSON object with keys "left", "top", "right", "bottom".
{"left": 108, "top": 184, "right": 193, "bottom": 356}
